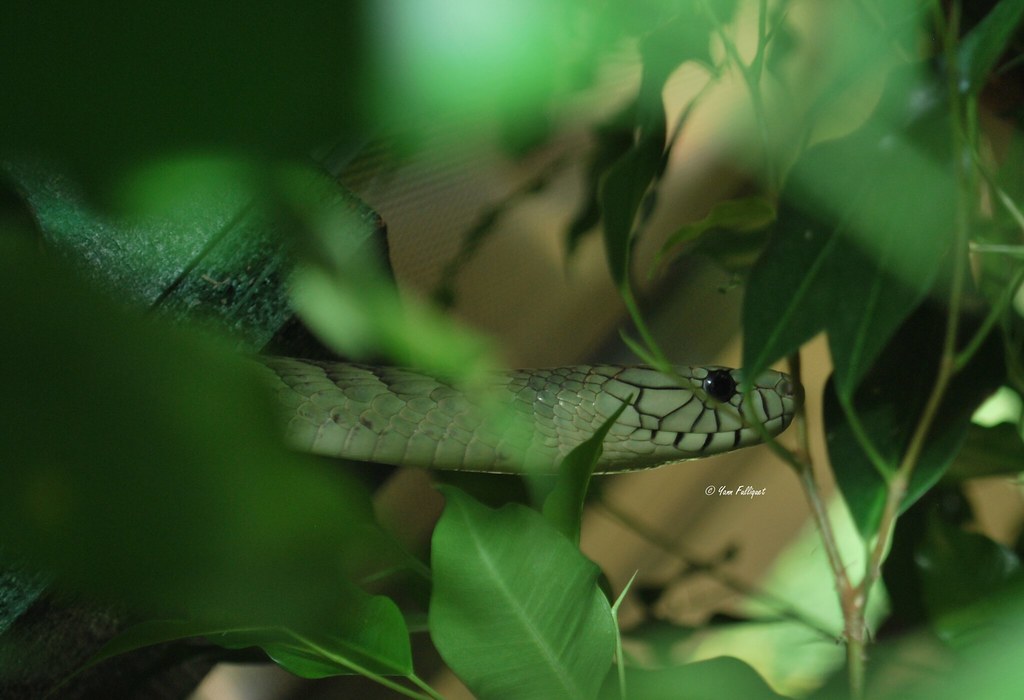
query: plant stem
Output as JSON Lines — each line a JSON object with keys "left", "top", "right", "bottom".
{"left": 843, "top": 6, "right": 975, "bottom": 697}
{"left": 596, "top": 496, "right": 838, "bottom": 642}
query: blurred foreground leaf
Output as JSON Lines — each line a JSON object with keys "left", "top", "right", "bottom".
{"left": 744, "top": 66, "right": 954, "bottom": 396}
{"left": 279, "top": 167, "right": 498, "bottom": 385}
{"left": 86, "top": 589, "right": 412, "bottom": 681}
{"left": 599, "top": 656, "right": 788, "bottom": 700}
{"left": 0, "top": 238, "right": 392, "bottom": 630}
{"left": 0, "top": 2, "right": 367, "bottom": 195}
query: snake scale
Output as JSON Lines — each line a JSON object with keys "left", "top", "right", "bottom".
{"left": 259, "top": 358, "right": 798, "bottom": 474}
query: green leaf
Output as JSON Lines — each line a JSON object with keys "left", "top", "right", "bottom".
{"left": 282, "top": 167, "right": 498, "bottom": 385}
{"left": 823, "top": 305, "right": 1005, "bottom": 538}
{"left": 946, "top": 422, "right": 1024, "bottom": 481}
{"left": 882, "top": 583, "right": 1024, "bottom": 699}
{"left": 598, "top": 125, "right": 664, "bottom": 288}
{"left": 0, "top": 238, "right": 391, "bottom": 628}
{"left": 430, "top": 487, "right": 616, "bottom": 700}
{"left": 542, "top": 399, "right": 629, "bottom": 545}
{"left": 957, "top": 0, "right": 1024, "bottom": 96}
{"left": 743, "top": 66, "right": 954, "bottom": 396}
{"left": 661, "top": 196, "right": 776, "bottom": 277}
{"left": 661, "top": 196, "right": 776, "bottom": 260}
{"left": 566, "top": 110, "right": 635, "bottom": 255}
{"left": 598, "top": 656, "right": 789, "bottom": 700}
{"left": 916, "top": 513, "right": 1020, "bottom": 641}
{"left": 0, "top": 3, "right": 366, "bottom": 195}
{"left": 83, "top": 590, "right": 412, "bottom": 681}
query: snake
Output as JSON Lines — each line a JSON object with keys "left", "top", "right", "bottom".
{"left": 258, "top": 358, "right": 798, "bottom": 474}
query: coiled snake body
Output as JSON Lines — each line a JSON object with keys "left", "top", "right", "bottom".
{"left": 260, "top": 358, "right": 798, "bottom": 473}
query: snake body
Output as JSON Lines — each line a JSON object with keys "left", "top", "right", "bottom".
{"left": 259, "top": 358, "right": 797, "bottom": 473}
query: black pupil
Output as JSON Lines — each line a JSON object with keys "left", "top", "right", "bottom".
{"left": 702, "top": 370, "right": 736, "bottom": 402}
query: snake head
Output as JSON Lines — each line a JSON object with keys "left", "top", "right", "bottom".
{"left": 594, "top": 365, "right": 800, "bottom": 469}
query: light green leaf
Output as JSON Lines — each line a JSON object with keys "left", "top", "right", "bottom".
{"left": 281, "top": 167, "right": 498, "bottom": 386}
{"left": 743, "top": 67, "right": 953, "bottom": 396}
{"left": 598, "top": 656, "right": 789, "bottom": 700}
{"left": 542, "top": 399, "right": 629, "bottom": 545}
{"left": 430, "top": 487, "right": 615, "bottom": 700}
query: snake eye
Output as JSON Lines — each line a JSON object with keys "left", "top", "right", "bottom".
{"left": 702, "top": 370, "right": 736, "bottom": 403}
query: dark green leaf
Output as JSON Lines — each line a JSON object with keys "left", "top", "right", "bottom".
{"left": 660, "top": 196, "right": 775, "bottom": 275}
{"left": 0, "top": 238, "right": 390, "bottom": 628}
{"left": 542, "top": 399, "right": 629, "bottom": 545}
{"left": 84, "top": 590, "right": 412, "bottom": 681}
{"left": 598, "top": 656, "right": 789, "bottom": 700}
{"left": 567, "top": 110, "right": 635, "bottom": 255}
{"left": 957, "top": 0, "right": 1024, "bottom": 96}
{"left": 945, "top": 422, "right": 1024, "bottom": 481}
{"left": 597, "top": 0, "right": 733, "bottom": 288}
{"left": 662, "top": 196, "right": 776, "bottom": 254}
{"left": 430, "top": 487, "right": 615, "bottom": 700}
{"left": 916, "top": 513, "right": 1020, "bottom": 640}
{"left": 0, "top": 3, "right": 366, "bottom": 195}
{"left": 743, "top": 66, "right": 954, "bottom": 396}
{"left": 823, "top": 304, "right": 1005, "bottom": 538}
{"left": 599, "top": 125, "right": 665, "bottom": 288}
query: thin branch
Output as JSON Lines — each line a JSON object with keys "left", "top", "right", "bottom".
{"left": 595, "top": 496, "right": 839, "bottom": 643}
{"left": 954, "top": 266, "right": 1024, "bottom": 372}
{"left": 848, "top": 4, "right": 973, "bottom": 696}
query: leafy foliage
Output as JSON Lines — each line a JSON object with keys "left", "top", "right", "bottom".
{"left": 4, "top": 1, "right": 1024, "bottom": 699}
{"left": 430, "top": 488, "right": 616, "bottom": 700}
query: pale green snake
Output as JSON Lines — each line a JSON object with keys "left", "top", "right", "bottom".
{"left": 259, "top": 359, "right": 798, "bottom": 473}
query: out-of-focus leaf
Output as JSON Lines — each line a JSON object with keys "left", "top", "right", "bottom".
{"left": 945, "top": 422, "right": 1024, "bottom": 481}
{"left": 430, "top": 487, "right": 615, "bottom": 700}
{"left": 743, "top": 66, "right": 954, "bottom": 396}
{"left": 598, "top": 656, "right": 789, "bottom": 700}
{"left": 957, "top": 0, "right": 1024, "bottom": 96}
{"left": 0, "top": 3, "right": 367, "bottom": 195}
{"left": 599, "top": 125, "right": 665, "bottom": 288}
{"left": 596, "top": 0, "right": 737, "bottom": 286}
{"left": 660, "top": 196, "right": 775, "bottom": 275}
{"left": 280, "top": 167, "right": 498, "bottom": 385}
{"left": 0, "top": 238, "right": 392, "bottom": 629}
{"left": 542, "top": 399, "right": 628, "bottom": 545}
{"left": 567, "top": 111, "right": 635, "bottom": 256}
{"left": 662, "top": 196, "right": 776, "bottom": 254}
{"left": 844, "top": 583, "right": 1024, "bottom": 699}
{"left": 916, "top": 513, "right": 1020, "bottom": 641}
{"left": 879, "top": 488, "right": 969, "bottom": 631}
{"left": 85, "top": 590, "right": 412, "bottom": 681}
{"left": 370, "top": 0, "right": 564, "bottom": 138}
{"left": 823, "top": 305, "right": 1005, "bottom": 538}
